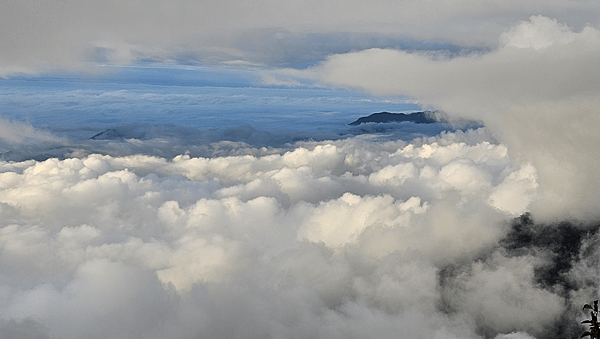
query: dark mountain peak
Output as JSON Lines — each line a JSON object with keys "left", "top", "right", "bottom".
{"left": 349, "top": 111, "right": 443, "bottom": 126}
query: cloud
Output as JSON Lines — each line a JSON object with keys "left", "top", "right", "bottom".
{"left": 2, "top": 2, "right": 600, "bottom": 74}
{"left": 0, "top": 117, "right": 63, "bottom": 146}
{"left": 3, "top": 4, "right": 600, "bottom": 338}
{"left": 3, "top": 128, "right": 581, "bottom": 338}
{"left": 442, "top": 253, "right": 564, "bottom": 337}
{"left": 298, "top": 15, "right": 600, "bottom": 222}
{"left": 0, "top": 117, "right": 68, "bottom": 162}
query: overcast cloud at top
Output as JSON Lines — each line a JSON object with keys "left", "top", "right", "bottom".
{"left": 2, "top": 0, "right": 600, "bottom": 73}
{"left": 2, "top": 1, "right": 600, "bottom": 339}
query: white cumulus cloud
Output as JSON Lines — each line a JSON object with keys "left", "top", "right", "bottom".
{"left": 1, "top": 129, "right": 573, "bottom": 338}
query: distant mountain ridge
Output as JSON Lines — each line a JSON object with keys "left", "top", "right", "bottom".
{"left": 349, "top": 111, "right": 444, "bottom": 126}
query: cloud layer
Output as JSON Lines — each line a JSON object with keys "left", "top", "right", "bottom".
{"left": 299, "top": 16, "right": 600, "bottom": 222}
{"left": 3, "top": 126, "right": 594, "bottom": 338}
{"left": 2, "top": 1, "right": 599, "bottom": 74}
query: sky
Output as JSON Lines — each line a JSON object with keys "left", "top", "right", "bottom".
{"left": 2, "top": 0, "right": 600, "bottom": 73}
{"left": 1, "top": 1, "right": 600, "bottom": 339}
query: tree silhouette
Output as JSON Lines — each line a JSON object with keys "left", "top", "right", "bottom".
{"left": 582, "top": 300, "right": 600, "bottom": 338}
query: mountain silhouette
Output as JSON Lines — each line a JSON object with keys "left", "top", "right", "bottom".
{"left": 349, "top": 111, "right": 442, "bottom": 126}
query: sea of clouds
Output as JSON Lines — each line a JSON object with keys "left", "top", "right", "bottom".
{"left": 1, "top": 10, "right": 600, "bottom": 339}
{"left": 0, "top": 115, "right": 597, "bottom": 338}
